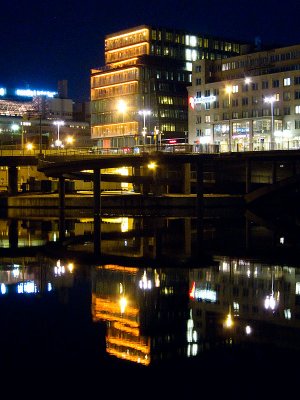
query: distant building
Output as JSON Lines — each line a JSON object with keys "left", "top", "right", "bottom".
{"left": 0, "top": 81, "right": 94, "bottom": 149}
{"left": 188, "top": 43, "right": 300, "bottom": 151}
{"left": 91, "top": 25, "right": 251, "bottom": 149}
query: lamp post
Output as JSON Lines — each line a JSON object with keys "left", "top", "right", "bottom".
{"left": 225, "top": 86, "right": 232, "bottom": 152}
{"left": 53, "top": 120, "right": 64, "bottom": 149}
{"left": 264, "top": 95, "right": 276, "bottom": 150}
{"left": 138, "top": 109, "right": 151, "bottom": 146}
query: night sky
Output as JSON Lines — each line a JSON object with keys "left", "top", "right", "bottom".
{"left": 1, "top": 0, "right": 300, "bottom": 102}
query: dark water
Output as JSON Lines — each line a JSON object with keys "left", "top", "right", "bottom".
{"left": 0, "top": 208, "right": 299, "bottom": 396}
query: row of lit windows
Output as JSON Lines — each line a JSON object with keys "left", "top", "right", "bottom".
{"left": 92, "top": 70, "right": 139, "bottom": 88}
{"left": 195, "top": 79, "right": 300, "bottom": 93}
{"left": 196, "top": 109, "right": 284, "bottom": 121}
{"left": 106, "top": 44, "right": 148, "bottom": 63}
{"left": 159, "top": 109, "right": 187, "bottom": 119}
{"left": 91, "top": 96, "right": 137, "bottom": 113}
{"left": 160, "top": 123, "right": 176, "bottom": 132}
{"left": 158, "top": 96, "right": 186, "bottom": 106}
{"left": 150, "top": 29, "right": 240, "bottom": 54}
{"left": 221, "top": 50, "right": 300, "bottom": 72}
{"left": 212, "top": 119, "right": 282, "bottom": 134}
{"left": 105, "top": 29, "right": 149, "bottom": 51}
{"left": 92, "top": 83, "right": 138, "bottom": 99}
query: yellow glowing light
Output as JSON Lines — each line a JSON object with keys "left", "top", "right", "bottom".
{"left": 109, "top": 58, "right": 139, "bottom": 67}
{"left": 117, "top": 99, "right": 127, "bottom": 113}
{"left": 119, "top": 296, "right": 127, "bottom": 314}
{"left": 67, "top": 263, "right": 74, "bottom": 273}
{"left": 102, "top": 264, "right": 138, "bottom": 273}
{"left": 225, "top": 312, "right": 233, "bottom": 328}
{"left": 66, "top": 135, "right": 74, "bottom": 145}
{"left": 26, "top": 142, "right": 34, "bottom": 151}
{"left": 106, "top": 28, "right": 149, "bottom": 42}
{"left": 225, "top": 85, "right": 233, "bottom": 95}
{"left": 106, "top": 41, "right": 149, "bottom": 54}
{"left": 94, "top": 67, "right": 138, "bottom": 78}
{"left": 148, "top": 161, "right": 157, "bottom": 170}
{"left": 95, "top": 81, "right": 138, "bottom": 90}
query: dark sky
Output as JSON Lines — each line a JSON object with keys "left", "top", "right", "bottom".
{"left": 1, "top": 0, "right": 300, "bottom": 102}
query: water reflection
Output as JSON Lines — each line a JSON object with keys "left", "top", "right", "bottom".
{"left": 1, "top": 211, "right": 300, "bottom": 385}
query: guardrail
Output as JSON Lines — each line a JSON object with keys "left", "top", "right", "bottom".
{"left": 1, "top": 140, "right": 300, "bottom": 157}
{"left": 0, "top": 144, "right": 220, "bottom": 157}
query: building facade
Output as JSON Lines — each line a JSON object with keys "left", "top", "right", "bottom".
{"left": 0, "top": 81, "right": 93, "bottom": 149}
{"left": 91, "top": 25, "right": 249, "bottom": 149}
{"left": 188, "top": 44, "right": 300, "bottom": 152}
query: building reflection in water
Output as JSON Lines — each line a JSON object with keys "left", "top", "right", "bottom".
{"left": 91, "top": 264, "right": 189, "bottom": 366}
{"left": 89, "top": 259, "right": 300, "bottom": 366}
{"left": 1, "top": 211, "right": 300, "bottom": 369}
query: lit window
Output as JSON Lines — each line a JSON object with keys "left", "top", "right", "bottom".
{"left": 284, "top": 77, "right": 291, "bottom": 86}
{"left": 190, "top": 36, "right": 197, "bottom": 47}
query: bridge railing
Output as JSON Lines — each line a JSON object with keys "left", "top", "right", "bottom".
{"left": 1, "top": 140, "right": 300, "bottom": 157}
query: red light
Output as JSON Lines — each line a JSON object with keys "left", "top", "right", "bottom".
{"left": 189, "top": 96, "right": 195, "bottom": 110}
{"left": 169, "top": 140, "right": 177, "bottom": 144}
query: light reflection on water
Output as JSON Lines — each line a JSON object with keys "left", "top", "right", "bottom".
{"left": 1, "top": 212, "right": 300, "bottom": 389}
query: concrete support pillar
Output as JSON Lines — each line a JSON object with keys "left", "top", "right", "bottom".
{"left": 183, "top": 163, "right": 191, "bottom": 194}
{"left": 58, "top": 177, "right": 65, "bottom": 211}
{"left": 133, "top": 166, "right": 141, "bottom": 193}
{"left": 94, "top": 168, "right": 101, "bottom": 216}
{"left": 8, "top": 219, "right": 18, "bottom": 249}
{"left": 8, "top": 166, "right": 18, "bottom": 195}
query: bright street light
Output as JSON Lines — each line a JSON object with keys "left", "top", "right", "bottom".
{"left": 53, "top": 120, "right": 64, "bottom": 148}
{"left": 26, "top": 142, "right": 34, "bottom": 151}
{"left": 138, "top": 109, "right": 151, "bottom": 145}
{"left": 65, "top": 135, "right": 74, "bottom": 145}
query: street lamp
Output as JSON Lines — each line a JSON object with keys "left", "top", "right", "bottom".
{"left": 264, "top": 95, "right": 276, "bottom": 150}
{"left": 138, "top": 109, "right": 151, "bottom": 145}
{"left": 53, "top": 120, "right": 64, "bottom": 148}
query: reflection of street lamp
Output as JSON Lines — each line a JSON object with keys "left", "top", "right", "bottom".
{"left": 53, "top": 120, "right": 64, "bottom": 148}
{"left": 223, "top": 304, "right": 234, "bottom": 328}
{"left": 139, "top": 109, "right": 151, "bottom": 145}
{"left": 264, "top": 95, "right": 276, "bottom": 150}
{"left": 225, "top": 86, "right": 232, "bottom": 152}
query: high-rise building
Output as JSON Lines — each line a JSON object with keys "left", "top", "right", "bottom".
{"left": 91, "top": 25, "right": 250, "bottom": 149}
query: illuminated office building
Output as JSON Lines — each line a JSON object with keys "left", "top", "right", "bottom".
{"left": 91, "top": 25, "right": 249, "bottom": 148}
{"left": 188, "top": 43, "right": 300, "bottom": 152}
